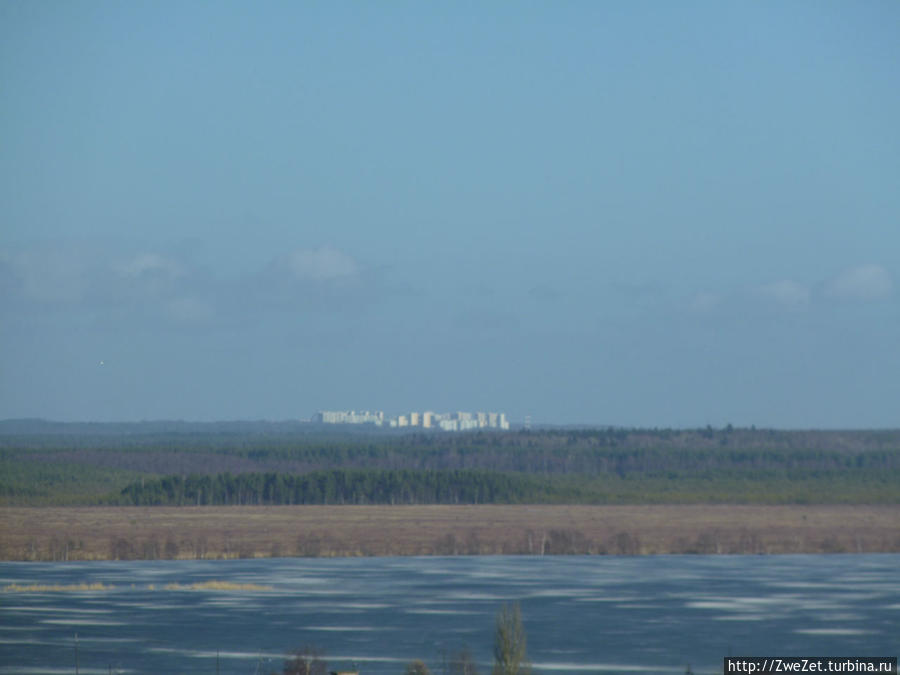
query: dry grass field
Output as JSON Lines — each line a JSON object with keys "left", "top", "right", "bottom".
{"left": 2, "top": 504, "right": 899, "bottom": 561}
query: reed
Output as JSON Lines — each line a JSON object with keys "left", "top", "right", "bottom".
{"left": 3, "top": 582, "right": 113, "bottom": 592}
{"left": 162, "top": 580, "right": 272, "bottom": 591}
{"left": 3, "top": 580, "right": 271, "bottom": 592}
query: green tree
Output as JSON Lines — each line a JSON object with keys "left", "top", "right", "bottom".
{"left": 491, "top": 603, "right": 530, "bottom": 675}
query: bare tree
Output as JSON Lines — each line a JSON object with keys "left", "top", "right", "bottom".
{"left": 491, "top": 603, "right": 530, "bottom": 675}
{"left": 283, "top": 645, "right": 327, "bottom": 675}
{"left": 405, "top": 659, "right": 432, "bottom": 675}
{"left": 449, "top": 647, "right": 479, "bottom": 675}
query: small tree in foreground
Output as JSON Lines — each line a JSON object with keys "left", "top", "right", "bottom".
{"left": 283, "top": 645, "right": 327, "bottom": 675}
{"left": 448, "top": 646, "right": 479, "bottom": 675}
{"left": 405, "top": 659, "right": 432, "bottom": 675}
{"left": 491, "top": 603, "right": 530, "bottom": 675}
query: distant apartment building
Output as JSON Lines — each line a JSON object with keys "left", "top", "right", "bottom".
{"left": 438, "top": 419, "right": 458, "bottom": 431}
{"left": 313, "top": 410, "right": 384, "bottom": 425}
{"left": 313, "top": 409, "right": 509, "bottom": 431}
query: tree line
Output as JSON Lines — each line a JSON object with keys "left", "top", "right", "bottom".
{"left": 115, "top": 466, "right": 900, "bottom": 507}
{"left": 119, "top": 469, "right": 558, "bottom": 506}
{"left": 7, "top": 434, "right": 900, "bottom": 477}
{"left": 4, "top": 425, "right": 900, "bottom": 505}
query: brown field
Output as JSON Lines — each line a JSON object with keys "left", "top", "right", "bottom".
{"left": 1, "top": 504, "right": 899, "bottom": 561}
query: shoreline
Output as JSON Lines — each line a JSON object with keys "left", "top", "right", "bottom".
{"left": 2, "top": 504, "right": 899, "bottom": 561}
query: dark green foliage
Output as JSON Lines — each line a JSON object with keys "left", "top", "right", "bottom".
{"left": 2, "top": 424, "right": 900, "bottom": 505}
{"left": 0, "top": 453, "right": 144, "bottom": 505}
{"left": 119, "top": 470, "right": 561, "bottom": 506}
{"left": 115, "top": 466, "right": 900, "bottom": 506}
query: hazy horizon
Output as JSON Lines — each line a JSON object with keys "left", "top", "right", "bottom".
{"left": 3, "top": 2, "right": 899, "bottom": 428}
{"left": 2, "top": 416, "right": 898, "bottom": 434}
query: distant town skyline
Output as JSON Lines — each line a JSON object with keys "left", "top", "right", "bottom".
{"left": 314, "top": 409, "right": 510, "bottom": 431}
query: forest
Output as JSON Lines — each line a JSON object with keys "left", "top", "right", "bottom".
{"left": 2, "top": 422, "right": 899, "bottom": 506}
{"left": 115, "top": 467, "right": 899, "bottom": 506}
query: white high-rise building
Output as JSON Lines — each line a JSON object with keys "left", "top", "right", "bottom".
{"left": 317, "top": 408, "right": 510, "bottom": 431}
{"left": 315, "top": 410, "right": 384, "bottom": 425}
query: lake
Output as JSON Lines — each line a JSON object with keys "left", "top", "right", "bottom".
{"left": 1, "top": 555, "right": 898, "bottom": 674}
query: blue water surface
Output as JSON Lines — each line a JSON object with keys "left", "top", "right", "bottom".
{"left": 1, "top": 554, "right": 898, "bottom": 674}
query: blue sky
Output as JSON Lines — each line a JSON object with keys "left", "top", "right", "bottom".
{"left": 2, "top": 1, "right": 899, "bottom": 427}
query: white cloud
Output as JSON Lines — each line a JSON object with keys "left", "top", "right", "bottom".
{"left": 4, "top": 242, "right": 374, "bottom": 321}
{"left": 284, "top": 246, "right": 358, "bottom": 282}
{"left": 686, "top": 265, "right": 894, "bottom": 317}
{"left": 757, "top": 279, "right": 810, "bottom": 308}
{"left": 823, "top": 264, "right": 893, "bottom": 302}
{"left": 0, "top": 245, "right": 210, "bottom": 324}
{"left": 1, "top": 248, "right": 194, "bottom": 306}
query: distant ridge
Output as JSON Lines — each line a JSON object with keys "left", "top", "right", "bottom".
{"left": 2, "top": 419, "right": 899, "bottom": 446}
{"left": 0, "top": 418, "right": 314, "bottom": 436}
